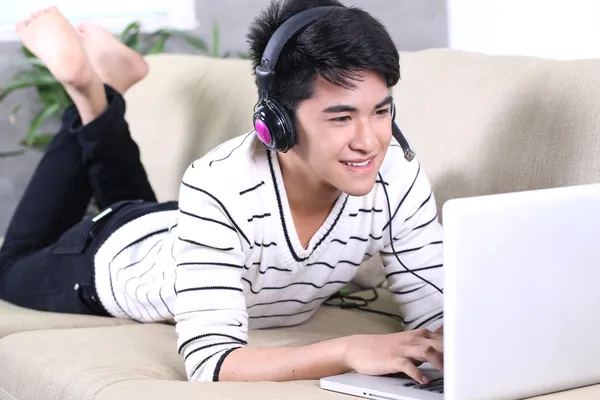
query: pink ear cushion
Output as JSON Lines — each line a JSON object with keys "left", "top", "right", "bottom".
{"left": 254, "top": 119, "right": 271, "bottom": 145}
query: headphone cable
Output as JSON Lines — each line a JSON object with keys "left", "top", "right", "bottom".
{"left": 379, "top": 171, "right": 444, "bottom": 294}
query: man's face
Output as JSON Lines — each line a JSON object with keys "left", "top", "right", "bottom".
{"left": 293, "top": 70, "right": 393, "bottom": 197}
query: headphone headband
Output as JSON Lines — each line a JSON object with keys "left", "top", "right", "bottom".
{"left": 256, "top": 6, "right": 339, "bottom": 95}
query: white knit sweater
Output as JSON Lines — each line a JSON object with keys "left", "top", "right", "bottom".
{"left": 94, "top": 133, "right": 444, "bottom": 382}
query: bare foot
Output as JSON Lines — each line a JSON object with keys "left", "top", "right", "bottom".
{"left": 16, "top": 7, "right": 106, "bottom": 124}
{"left": 77, "top": 23, "right": 149, "bottom": 95}
{"left": 17, "top": 7, "right": 94, "bottom": 88}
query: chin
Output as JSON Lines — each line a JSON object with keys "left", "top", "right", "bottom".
{"left": 338, "top": 179, "right": 377, "bottom": 197}
{"left": 331, "top": 157, "right": 381, "bottom": 196}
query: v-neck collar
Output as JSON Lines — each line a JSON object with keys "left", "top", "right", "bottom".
{"left": 262, "top": 150, "right": 351, "bottom": 267}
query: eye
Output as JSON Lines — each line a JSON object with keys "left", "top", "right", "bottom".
{"left": 376, "top": 108, "right": 391, "bottom": 116}
{"left": 331, "top": 116, "right": 351, "bottom": 123}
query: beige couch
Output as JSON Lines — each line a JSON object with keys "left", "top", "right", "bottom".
{"left": 1, "top": 49, "right": 600, "bottom": 399}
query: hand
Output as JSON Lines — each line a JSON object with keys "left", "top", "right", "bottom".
{"left": 343, "top": 328, "right": 443, "bottom": 384}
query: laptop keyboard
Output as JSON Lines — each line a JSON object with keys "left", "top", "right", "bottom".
{"left": 402, "top": 378, "right": 444, "bottom": 394}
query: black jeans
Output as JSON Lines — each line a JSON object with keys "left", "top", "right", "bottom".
{"left": 0, "top": 85, "right": 174, "bottom": 316}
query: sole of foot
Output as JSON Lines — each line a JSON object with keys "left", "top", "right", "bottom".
{"left": 78, "top": 23, "right": 149, "bottom": 95}
{"left": 16, "top": 7, "right": 97, "bottom": 90}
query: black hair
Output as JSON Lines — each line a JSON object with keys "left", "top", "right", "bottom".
{"left": 247, "top": 0, "right": 400, "bottom": 113}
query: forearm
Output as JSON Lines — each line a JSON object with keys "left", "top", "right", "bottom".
{"left": 218, "top": 336, "right": 351, "bottom": 382}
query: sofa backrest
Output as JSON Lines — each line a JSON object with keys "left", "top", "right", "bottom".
{"left": 124, "top": 54, "right": 258, "bottom": 202}
{"left": 393, "top": 49, "right": 600, "bottom": 215}
{"left": 125, "top": 50, "right": 600, "bottom": 214}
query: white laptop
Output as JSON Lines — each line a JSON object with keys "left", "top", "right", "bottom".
{"left": 321, "top": 182, "right": 600, "bottom": 400}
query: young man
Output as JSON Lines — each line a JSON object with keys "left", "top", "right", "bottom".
{"left": 0, "top": 0, "right": 444, "bottom": 386}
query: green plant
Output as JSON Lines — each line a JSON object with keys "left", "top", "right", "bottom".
{"left": 0, "top": 21, "right": 245, "bottom": 156}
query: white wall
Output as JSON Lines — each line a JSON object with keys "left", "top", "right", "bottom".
{"left": 447, "top": 0, "right": 600, "bottom": 59}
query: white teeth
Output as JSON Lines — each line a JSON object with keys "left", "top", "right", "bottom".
{"left": 344, "top": 159, "right": 371, "bottom": 167}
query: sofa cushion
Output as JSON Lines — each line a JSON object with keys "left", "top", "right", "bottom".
{"left": 92, "top": 380, "right": 345, "bottom": 400}
{"left": 2, "top": 288, "right": 599, "bottom": 400}
{"left": 0, "top": 290, "right": 402, "bottom": 400}
{"left": 0, "top": 299, "right": 136, "bottom": 339}
{"left": 93, "top": 380, "right": 600, "bottom": 400}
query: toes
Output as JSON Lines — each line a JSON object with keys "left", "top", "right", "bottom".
{"left": 31, "top": 6, "right": 58, "bottom": 19}
{"left": 26, "top": 8, "right": 45, "bottom": 24}
{"left": 20, "top": 6, "right": 64, "bottom": 30}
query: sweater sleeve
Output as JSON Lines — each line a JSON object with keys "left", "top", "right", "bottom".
{"left": 379, "top": 160, "right": 444, "bottom": 332}
{"left": 172, "top": 162, "right": 249, "bottom": 382}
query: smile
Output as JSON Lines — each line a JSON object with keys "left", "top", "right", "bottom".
{"left": 342, "top": 158, "right": 372, "bottom": 167}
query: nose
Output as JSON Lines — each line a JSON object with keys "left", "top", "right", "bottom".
{"left": 349, "top": 117, "right": 377, "bottom": 153}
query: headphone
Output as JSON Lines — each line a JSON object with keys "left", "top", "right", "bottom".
{"left": 252, "top": 7, "right": 444, "bottom": 306}
{"left": 252, "top": 6, "right": 415, "bottom": 162}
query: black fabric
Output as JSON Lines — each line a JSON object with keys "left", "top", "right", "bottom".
{"left": 0, "top": 85, "right": 177, "bottom": 316}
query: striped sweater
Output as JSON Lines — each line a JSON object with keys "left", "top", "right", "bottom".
{"left": 93, "top": 132, "right": 444, "bottom": 382}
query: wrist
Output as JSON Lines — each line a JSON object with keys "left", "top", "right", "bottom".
{"left": 335, "top": 334, "right": 360, "bottom": 371}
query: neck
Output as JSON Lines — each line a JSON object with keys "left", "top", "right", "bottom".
{"left": 277, "top": 151, "right": 340, "bottom": 215}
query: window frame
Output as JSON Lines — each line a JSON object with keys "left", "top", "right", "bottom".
{"left": 0, "top": 0, "right": 197, "bottom": 42}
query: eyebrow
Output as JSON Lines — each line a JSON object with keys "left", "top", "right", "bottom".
{"left": 321, "top": 95, "right": 394, "bottom": 113}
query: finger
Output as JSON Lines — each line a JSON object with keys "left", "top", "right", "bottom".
{"left": 410, "top": 336, "right": 444, "bottom": 353}
{"left": 428, "top": 337, "right": 444, "bottom": 353}
{"left": 427, "top": 351, "right": 444, "bottom": 372}
{"left": 422, "top": 349, "right": 444, "bottom": 372}
{"left": 400, "top": 345, "right": 444, "bottom": 372}
{"left": 404, "top": 329, "right": 442, "bottom": 345}
{"left": 412, "top": 328, "right": 432, "bottom": 337}
{"left": 396, "top": 359, "right": 431, "bottom": 385}
{"left": 427, "top": 331, "right": 444, "bottom": 342}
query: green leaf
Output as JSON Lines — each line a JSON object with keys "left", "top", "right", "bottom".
{"left": 37, "top": 86, "right": 58, "bottom": 107}
{"left": 212, "top": 23, "right": 220, "bottom": 57}
{"left": 10, "top": 68, "right": 57, "bottom": 84}
{"left": 21, "top": 46, "right": 35, "bottom": 59}
{"left": 1, "top": 80, "right": 39, "bottom": 103}
{"left": 119, "top": 21, "right": 141, "bottom": 41}
{"left": 181, "top": 34, "right": 209, "bottom": 53}
{"left": 26, "top": 133, "right": 55, "bottom": 150}
{"left": 155, "top": 29, "right": 209, "bottom": 53}
{"left": 36, "top": 84, "right": 70, "bottom": 109}
{"left": 144, "top": 33, "right": 169, "bottom": 55}
{"left": 11, "top": 68, "right": 56, "bottom": 85}
{"left": 55, "top": 87, "right": 71, "bottom": 108}
{"left": 22, "top": 57, "right": 47, "bottom": 68}
{"left": 120, "top": 21, "right": 142, "bottom": 51}
{"left": 0, "top": 73, "right": 59, "bottom": 104}
{"left": 24, "top": 103, "right": 61, "bottom": 147}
